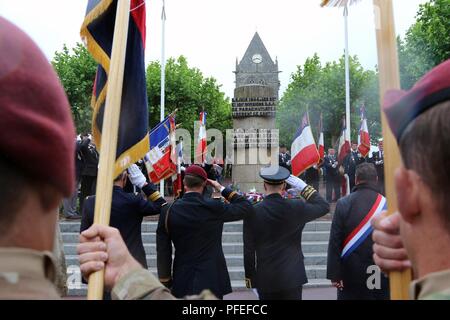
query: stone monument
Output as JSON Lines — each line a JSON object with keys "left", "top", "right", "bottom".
{"left": 231, "top": 32, "right": 280, "bottom": 192}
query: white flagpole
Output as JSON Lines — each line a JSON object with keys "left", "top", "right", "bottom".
{"left": 160, "top": 0, "right": 166, "bottom": 196}
{"left": 344, "top": 4, "right": 351, "bottom": 142}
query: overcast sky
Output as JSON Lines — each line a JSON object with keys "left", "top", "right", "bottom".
{"left": 1, "top": 0, "right": 427, "bottom": 98}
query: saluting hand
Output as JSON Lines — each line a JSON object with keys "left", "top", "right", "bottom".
{"left": 207, "top": 179, "right": 223, "bottom": 192}
{"left": 77, "top": 225, "right": 143, "bottom": 290}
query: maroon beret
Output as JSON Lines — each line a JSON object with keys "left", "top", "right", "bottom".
{"left": 383, "top": 59, "right": 450, "bottom": 142}
{"left": 0, "top": 17, "right": 75, "bottom": 196}
{"left": 185, "top": 165, "right": 208, "bottom": 181}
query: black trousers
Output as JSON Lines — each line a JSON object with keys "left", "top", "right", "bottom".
{"left": 259, "top": 287, "right": 302, "bottom": 300}
{"left": 80, "top": 175, "right": 96, "bottom": 213}
{"left": 326, "top": 177, "right": 341, "bottom": 202}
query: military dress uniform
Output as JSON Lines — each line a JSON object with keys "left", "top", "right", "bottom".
{"left": 156, "top": 167, "right": 254, "bottom": 299}
{"left": 344, "top": 150, "right": 365, "bottom": 192}
{"left": 324, "top": 154, "right": 340, "bottom": 202}
{"left": 243, "top": 167, "right": 330, "bottom": 300}
{"left": 370, "top": 150, "right": 385, "bottom": 195}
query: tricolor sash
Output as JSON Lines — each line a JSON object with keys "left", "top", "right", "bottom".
{"left": 341, "top": 194, "right": 387, "bottom": 259}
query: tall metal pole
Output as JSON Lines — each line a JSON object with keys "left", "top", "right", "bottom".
{"left": 344, "top": 4, "right": 351, "bottom": 142}
{"left": 160, "top": 0, "right": 166, "bottom": 196}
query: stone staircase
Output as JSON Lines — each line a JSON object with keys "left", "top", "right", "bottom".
{"left": 60, "top": 220, "right": 332, "bottom": 296}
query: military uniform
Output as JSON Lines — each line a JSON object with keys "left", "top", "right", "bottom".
{"left": 410, "top": 269, "right": 450, "bottom": 300}
{"left": 344, "top": 150, "right": 365, "bottom": 191}
{"left": 157, "top": 181, "right": 253, "bottom": 299}
{"left": 370, "top": 151, "right": 385, "bottom": 195}
{"left": 0, "top": 249, "right": 60, "bottom": 299}
{"left": 243, "top": 167, "right": 329, "bottom": 300}
{"left": 324, "top": 154, "right": 340, "bottom": 202}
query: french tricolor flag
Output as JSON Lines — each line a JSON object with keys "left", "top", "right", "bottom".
{"left": 338, "top": 117, "right": 351, "bottom": 164}
{"left": 291, "top": 113, "right": 320, "bottom": 177}
{"left": 358, "top": 105, "right": 370, "bottom": 158}
{"left": 195, "top": 111, "right": 207, "bottom": 164}
{"left": 318, "top": 113, "right": 325, "bottom": 161}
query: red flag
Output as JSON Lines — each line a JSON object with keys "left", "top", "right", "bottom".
{"left": 338, "top": 117, "right": 350, "bottom": 164}
{"left": 318, "top": 113, "right": 325, "bottom": 161}
{"left": 195, "top": 111, "right": 207, "bottom": 164}
{"left": 358, "top": 105, "right": 370, "bottom": 158}
{"left": 291, "top": 112, "right": 320, "bottom": 177}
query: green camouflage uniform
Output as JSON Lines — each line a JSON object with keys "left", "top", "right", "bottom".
{"left": 410, "top": 269, "right": 450, "bottom": 300}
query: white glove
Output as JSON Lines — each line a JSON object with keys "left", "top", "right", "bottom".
{"left": 286, "top": 175, "right": 307, "bottom": 191}
{"left": 127, "top": 164, "right": 147, "bottom": 188}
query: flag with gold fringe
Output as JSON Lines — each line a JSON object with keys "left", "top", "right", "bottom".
{"left": 80, "top": 0, "right": 149, "bottom": 178}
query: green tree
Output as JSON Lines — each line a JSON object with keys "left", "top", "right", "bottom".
{"left": 278, "top": 54, "right": 381, "bottom": 149}
{"left": 146, "top": 56, "right": 231, "bottom": 137}
{"left": 52, "top": 43, "right": 97, "bottom": 134}
{"left": 399, "top": 0, "right": 450, "bottom": 89}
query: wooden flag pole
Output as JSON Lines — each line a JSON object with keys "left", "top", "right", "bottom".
{"left": 373, "top": 0, "right": 412, "bottom": 300}
{"left": 87, "top": 0, "right": 131, "bottom": 300}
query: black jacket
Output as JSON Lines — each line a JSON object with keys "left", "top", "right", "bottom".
{"left": 81, "top": 184, "right": 166, "bottom": 268}
{"left": 323, "top": 155, "right": 339, "bottom": 179}
{"left": 344, "top": 151, "right": 364, "bottom": 178}
{"left": 243, "top": 186, "right": 329, "bottom": 293}
{"left": 157, "top": 187, "right": 253, "bottom": 298}
{"left": 326, "top": 183, "right": 389, "bottom": 299}
{"left": 80, "top": 138, "right": 99, "bottom": 177}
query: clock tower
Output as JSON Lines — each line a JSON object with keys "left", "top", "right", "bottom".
{"left": 234, "top": 32, "right": 280, "bottom": 97}
{"left": 230, "top": 32, "right": 280, "bottom": 192}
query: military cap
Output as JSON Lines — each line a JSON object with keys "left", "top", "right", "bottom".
{"left": 259, "top": 166, "right": 290, "bottom": 185}
{"left": 0, "top": 17, "right": 75, "bottom": 196}
{"left": 185, "top": 165, "right": 208, "bottom": 181}
{"left": 383, "top": 59, "right": 450, "bottom": 142}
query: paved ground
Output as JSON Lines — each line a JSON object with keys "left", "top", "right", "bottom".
{"left": 224, "top": 287, "right": 337, "bottom": 300}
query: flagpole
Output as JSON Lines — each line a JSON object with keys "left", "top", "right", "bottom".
{"left": 344, "top": 4, "right": 351, "bottom": 143}
{"left": 160, "top": 0, "right": 166, "bottom": 197}
{"left": 373, "top": 0, "right": 412, "bottom": 300}
{"left": 87, "top": 0, "right": 131, "bottom": 300}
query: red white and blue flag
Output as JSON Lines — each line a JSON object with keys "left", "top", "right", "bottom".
{"left": 291, "top": 113, "right": 320, "bottom": 177}
{"left": 318, "top": 113, "right": 325, "bottom": 162}
{"left": 358, "top": 105, "right": 371, "bottom": 158}
{"left": 341, "top": 194, "right": 387, "bottom": 259}
{"left": 195, "top": 111, "right": 207, "bottom": 164}
{"left": 144, "top": 116, "right": 177, "bottom": 184}
{"left": 81, "top": 0, "right": 149, "bottom": 177}
{"left": 338, "top": 117, "right": 351, "bottom": 164}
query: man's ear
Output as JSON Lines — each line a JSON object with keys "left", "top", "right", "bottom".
{"left": 263, "top": 183, "right": 267, "bottom": 192}
{"left": 395, "top": 166, "right": 420, "bottom": 223}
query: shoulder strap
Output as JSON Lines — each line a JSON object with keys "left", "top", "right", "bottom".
{"left": 164, "top": 200, "right": 177, "bottom": 235}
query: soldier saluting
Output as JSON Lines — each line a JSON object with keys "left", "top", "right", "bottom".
{"left": 243, "top": 166, "right": 329, "bottom": 300}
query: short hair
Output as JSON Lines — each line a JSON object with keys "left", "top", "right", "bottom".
{"left": 399, "top": 101, "right": 450, "bottom": 228}
{"left": 0, "top": 156, "right": 30, "bottom": 234}
{"left": 355, "top": 162, "right": 378, "bottom": 183}
{"left": 184, "top": 174, "right": 205, "bottom": 189}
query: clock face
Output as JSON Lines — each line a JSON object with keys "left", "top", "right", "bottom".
{"left": 252, "top": 54, "right": 262, "bottom": 64}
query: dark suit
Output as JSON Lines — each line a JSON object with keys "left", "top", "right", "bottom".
{"left": 327, "top": 183, "right": 389, "bottom": 300}
{"left": 323, "top": 155, "right": 340, "bottom": 202}
{"left": 243, "top": 186, "right": 329, "bottom": 300}
{"left": 344, "top": 151, "right": 365, "bottom": 191}
{"left": 370, "top": 151, "right": 385, "bottom": 195}
{"left": 157, "top": 188, "right": 253, "bottom": 299}
{"left": 279, "top": 152, "right": 291, "bottom": 172}
{"left": 79, "top": 138, "right": 99, "bottom": 212}
{"left": 81, "top": 184, "right": 166, "bottom": 268}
